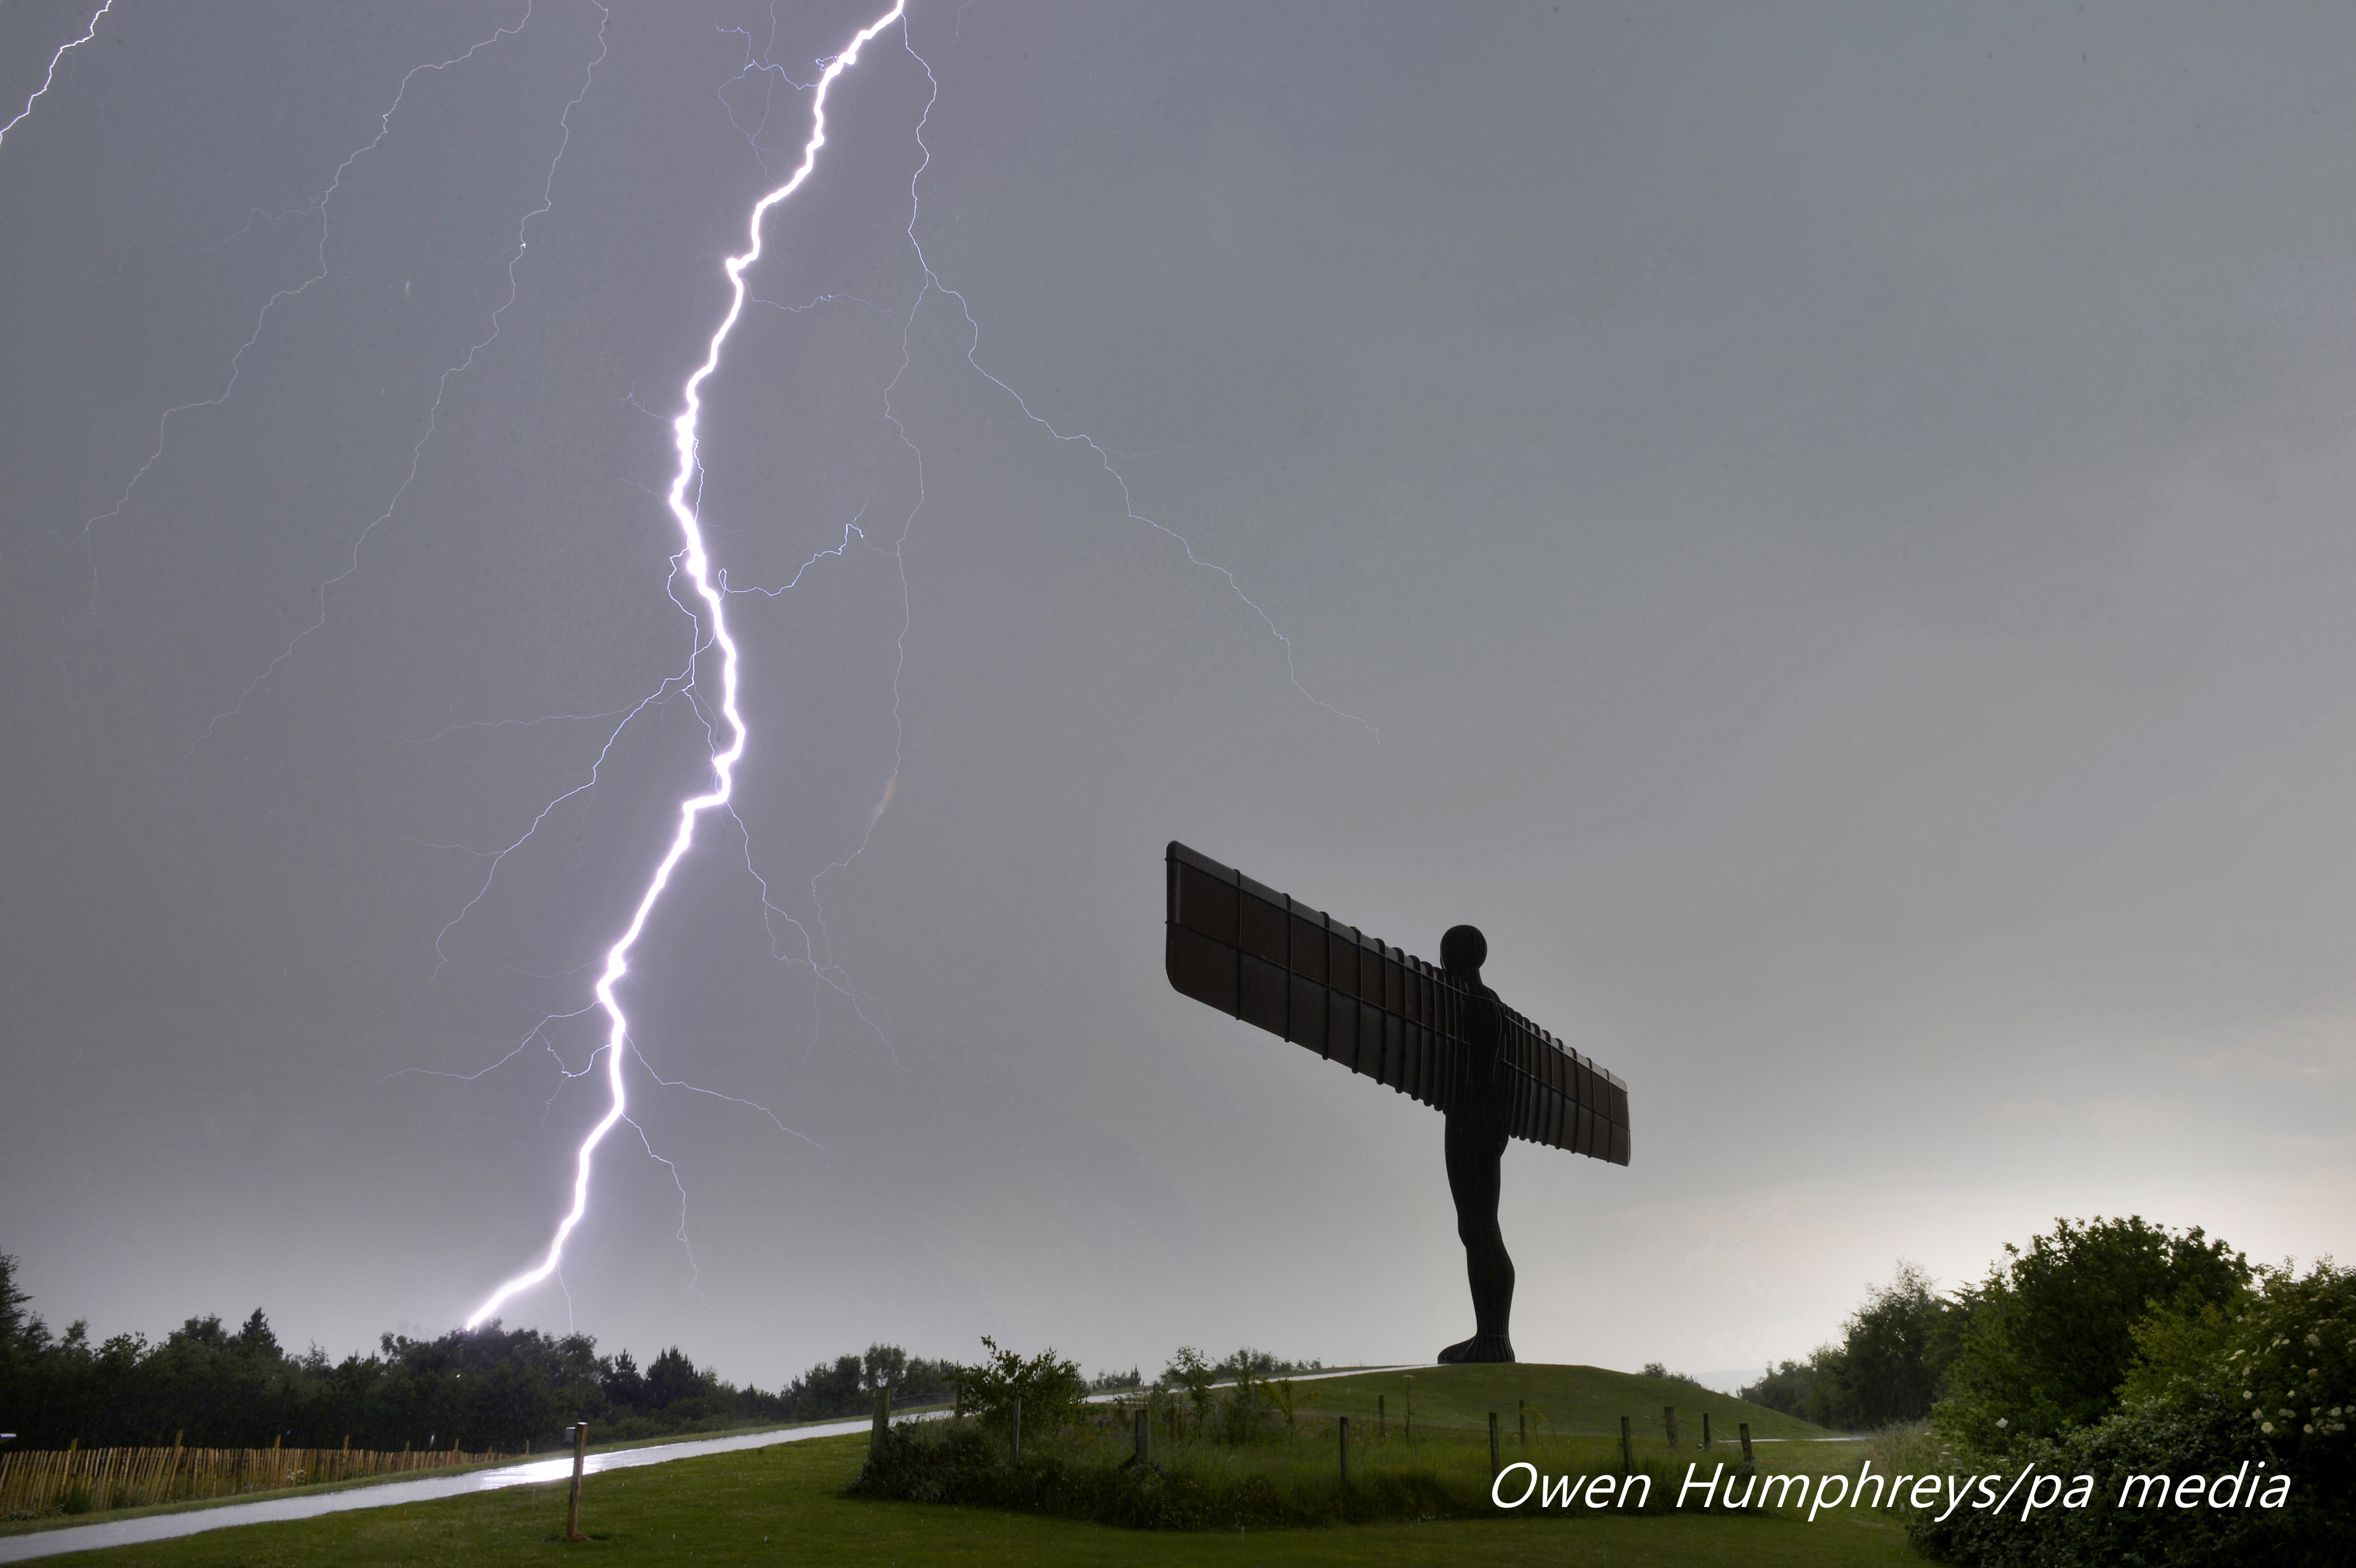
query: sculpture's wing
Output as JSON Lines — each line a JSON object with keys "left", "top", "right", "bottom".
{"left": 1164, "top": 841, "right": 1629, "bottom": 1166}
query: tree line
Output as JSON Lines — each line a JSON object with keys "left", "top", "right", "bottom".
{"left": 1737, "top": 1215, "right": 2251, "bottom": 1435}
{"left": 0, "top": 1254, "right": 959, "bottom": 1452}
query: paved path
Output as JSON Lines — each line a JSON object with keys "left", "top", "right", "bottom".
{"left": 0, "top": 1418, "right": 874, "bottom": 1563}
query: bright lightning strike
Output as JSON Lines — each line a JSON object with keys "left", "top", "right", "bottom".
{"left": 0, "top": 0, "right": 113, "bottom": 150}
{"left": 463, "top": 0, "right": 909, "bottom": 1332}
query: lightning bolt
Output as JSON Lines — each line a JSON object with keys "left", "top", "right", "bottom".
{"left": 0, "top": 0, "right": 114, "bottom": 151}
{"left": 33, "top": 0, "right": 1365, "bottom": 1327}
{"left": 462, "top": 0, "right": 910, "bottom": 1332}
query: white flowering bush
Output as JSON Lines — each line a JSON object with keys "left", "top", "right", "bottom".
{"left": 2226, "top": 1271, "right": 2353, "bottom": 1453}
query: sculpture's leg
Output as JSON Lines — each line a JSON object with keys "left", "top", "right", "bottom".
{"left": 1438, "top": 1118, "right": 1515, "bottom": 1363}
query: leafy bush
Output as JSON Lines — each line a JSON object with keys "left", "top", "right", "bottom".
{"left": 1162, "top": 1346, "right": 1219, "bottom": 1434}
{"left": 1939, "top": 1215, "right": 2249, "bottom": 1450}
{"left": 1910, "top": 1260, "right": 2353, "bottom": 1568}
{"left": 951, "top": 1337, "right": 1085, "bottom": 1440}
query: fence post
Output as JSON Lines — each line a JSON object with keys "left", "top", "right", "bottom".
{"left": 1739, "top": 1422, "right": 1754, "bottom": 1467}
{"left": 1619, "top": 1416, "right": 1632, "bottom": 1478}
{"left": 1518, "top": 1399, "right": 1527, "bottom": 1446}
{"left": 564, "top": 1421, "right": 588, "bottom": 1541}
{"left": 872, "top": 1385, "right": 892, "bottom": 1452}
{"left": 1701, "top": 1412, "right": 1712, "bottom": 1450}
{"left": 1010, "top": 1397, "right": 1022, "bottom": 1465}
{"left": 1663, "top": 1405, "right": 1677, "bottom": 1446}
{"left": 1487, "top": 1413, "right": 1500, "bottom": 1482}
{"left": 1135, "top": 1406, "right": 1150, "bottom": 1468}
{"left": 1404, "top": 1379, "right": 1413, "bottom": 1444}
{"left": 1377, "top": 1393, "right": 1386, "bottom": 1439}
{"left": 1338, "top": 1415, "right": 1349, "bottom": 1486}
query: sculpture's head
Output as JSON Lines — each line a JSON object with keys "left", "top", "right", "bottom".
{"left": 1440, "top": 924, "right": 1487, "bottom": 976}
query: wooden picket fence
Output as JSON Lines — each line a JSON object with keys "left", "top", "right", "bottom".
{"left": 0, "top": 1439, "right": 512, "bottom": 1518}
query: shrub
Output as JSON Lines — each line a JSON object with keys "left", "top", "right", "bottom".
{"left": 1161, "top": 1346, "right": 1218, "bottom": 1435}
{"left": 1910, "top": 1260, "right": 2353, "bottom": 1568}
{"left": 1939, "top": 1216, "right": 2249, "bottom": 1450}
{"left": 951, "top": 1337, "right": 1085, "bottom": 1440}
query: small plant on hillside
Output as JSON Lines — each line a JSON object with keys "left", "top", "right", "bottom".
{"left": 1217, "top": 1364, "right": 1280, "bottom": 1445}
{"left": 1268, "top": 1377, "right": 1301, "bottom": 1438}
{"left": 1162, "top": 1346, "right": 1217, "bottom": 1435}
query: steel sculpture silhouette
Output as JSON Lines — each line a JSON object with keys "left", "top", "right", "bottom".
{"left": 1163, "top": 841, "right": 1629, "bottom": 1364}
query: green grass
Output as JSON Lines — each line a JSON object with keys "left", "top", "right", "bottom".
{"left": 42, "top": 1431, "right": 1923, "bottom": 1567}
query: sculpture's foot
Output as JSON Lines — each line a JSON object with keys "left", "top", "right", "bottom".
{"left": 1436, "top": 1334, "right": 1515, "bottom": 1364}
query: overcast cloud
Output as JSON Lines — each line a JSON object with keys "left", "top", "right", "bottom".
{"left": 3, "top": 0, "right": 2352, "bottom": 1390}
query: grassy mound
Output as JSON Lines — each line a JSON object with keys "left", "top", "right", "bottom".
{"left": 848, "top": 1400, "right": 1786, "bottom": 1531}
{"left": 1288, "top": 1362, "right": 1833, "bottom": 1441}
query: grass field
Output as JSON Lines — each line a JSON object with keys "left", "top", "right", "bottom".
{"left": 43, "top": 1430, "right": 1922, "bottom": 1566}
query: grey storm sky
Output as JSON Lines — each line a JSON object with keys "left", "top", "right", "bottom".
{"left": 3, "top": 0, "right": 2351, "bottom": 1391}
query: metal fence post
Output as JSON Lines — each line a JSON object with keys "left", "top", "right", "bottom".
{"left": 1338, "top": 1415, "right": 1349, "bottom": 1485}
{"left": 1619, "top": 1415, "right": 1632, "bottom": 1478}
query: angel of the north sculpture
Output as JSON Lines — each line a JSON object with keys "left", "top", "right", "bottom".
{"left": 1164, "top": 840, "right": 1629, "bottom": 1364}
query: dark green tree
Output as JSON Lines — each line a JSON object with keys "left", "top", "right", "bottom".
{"left": 1940, "top": 1215, "right": 2249, "bottom": 1447}
{"left": 1839, "top": 1260, "right": 1963, "bottom": 1426}
{"left": 1740, "top": 1344, "right": 1848, "bottom": 1426}
{"left": 642, "top": 1346, "right": 711, "bottom": 1410}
